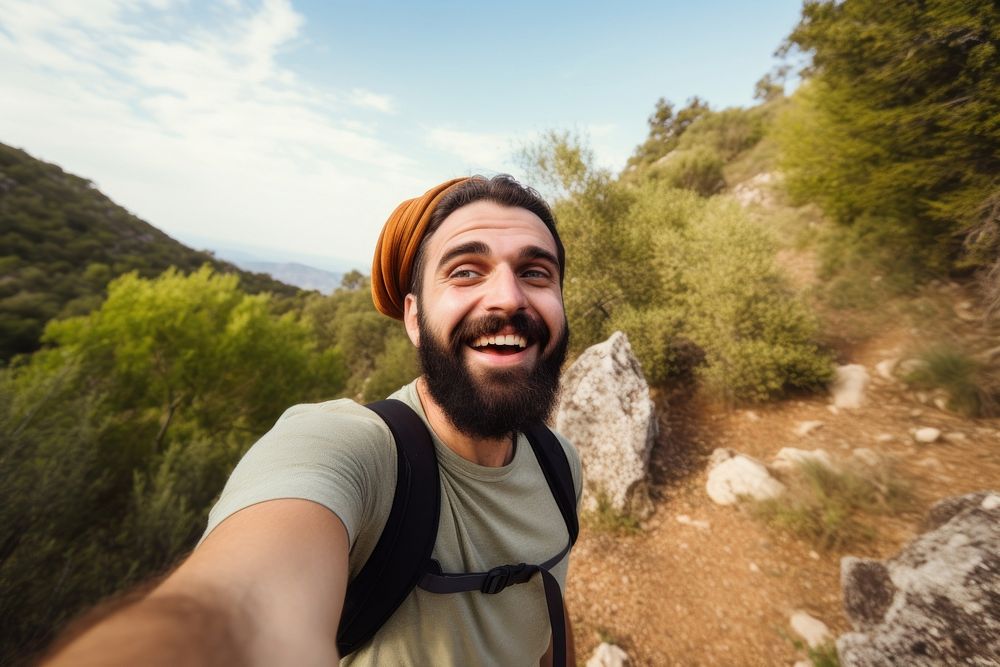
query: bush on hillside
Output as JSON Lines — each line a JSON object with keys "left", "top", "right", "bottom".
{"left": 644, "top": 146, "right": 725, "bottom": 197}
{"left": 904, "top": 343, "right": 999, "bottom": 417}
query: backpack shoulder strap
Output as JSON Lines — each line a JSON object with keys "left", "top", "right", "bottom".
{"left": 522, "top": 422, "right": 579, "bottom": 545}
{"left": 336, "top": 399, "right": 441, "bottom": 657}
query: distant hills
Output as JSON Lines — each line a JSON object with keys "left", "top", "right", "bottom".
{"left": 234, "top": 261, "right": 343, "bottom": 294}
{"left": 0, "top": 142, "right": 301, "bottom": 361}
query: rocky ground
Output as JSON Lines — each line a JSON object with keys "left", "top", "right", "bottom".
{"left": 566, "top": 278, "right": 1000, "bottom": 666}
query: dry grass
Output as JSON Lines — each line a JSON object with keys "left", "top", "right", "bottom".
{"left": 750, "top": 458, "right": 913, "bottom": 551}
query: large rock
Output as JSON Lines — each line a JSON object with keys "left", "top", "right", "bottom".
{"left": 706, "top": 448, "right": 786, "bottom": 505}
{"left": 555, "top": 331, "right": 656, "bottom": 517}
{"left": 831, "top": 364, "right": 870, "bottom": 409}
{"left": 837, "top": 491, "right": 1000, "bottom": 666}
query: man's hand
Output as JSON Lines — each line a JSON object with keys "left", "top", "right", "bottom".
{"left": 44, "top": 499, "right": 350, "bottom": 666}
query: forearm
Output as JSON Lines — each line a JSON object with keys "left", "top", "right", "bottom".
{"left": 44, "top": 591, "right": 249, "bottom": 667}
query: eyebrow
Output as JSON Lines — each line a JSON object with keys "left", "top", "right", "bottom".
{"left": 437, "top": 241, "right": 490, "bottom": 271}
{"left": 518, "top": 245, "right": 559, "bottom": 268}
{"left": 436, "top": 241, "right": 559, "bottom": 273}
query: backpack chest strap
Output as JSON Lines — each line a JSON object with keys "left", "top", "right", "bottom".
{"left": 416, "top": 538, "right": 572, "bottom": 667}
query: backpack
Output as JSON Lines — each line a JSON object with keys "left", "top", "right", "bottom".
{"left": 335, "top": 399, "right": 580, "bottom": 667}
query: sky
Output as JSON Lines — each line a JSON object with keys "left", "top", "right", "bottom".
{"left": 0, "top": 0, "right": 804, "bottom": 271}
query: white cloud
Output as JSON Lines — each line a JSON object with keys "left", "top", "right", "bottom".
{"left": 0, "top": 0, "right": 423, "bottom": 263}
{"left": 425, "top": 127, "right": 514, "bottom": 170}
{"left": 348, "top": 88, "right": 394, "bottom": 114}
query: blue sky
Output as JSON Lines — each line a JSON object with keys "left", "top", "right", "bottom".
{"left": 0, "top": 0, "right": 803, "bottom": 270}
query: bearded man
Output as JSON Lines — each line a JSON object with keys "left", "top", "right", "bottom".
{"left": 44, "top": 175, "right": 581, "bottom": 666}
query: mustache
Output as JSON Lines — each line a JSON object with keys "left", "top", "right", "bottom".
{"left": 450, "top": 312, "right": 550, "bottom": 352}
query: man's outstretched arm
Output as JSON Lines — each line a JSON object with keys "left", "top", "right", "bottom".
{"left": 43, "top": 499, "right": 350, "bottom": 667}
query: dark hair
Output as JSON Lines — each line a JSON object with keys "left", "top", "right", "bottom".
{"left": 409, "top": 174, "right": 565, "bottom": 297}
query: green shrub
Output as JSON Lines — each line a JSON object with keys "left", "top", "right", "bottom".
{"left": 904, "top": 343, "right": 999, "bottom": 417}
{"left": 582, "top": 492, "right": 642, "bottom": 535}
{"left": 751, "top": 459, "right": 912, "bottom": 551}
{"left": 645, "top": 146, "right": 725, "bottom": 196}
{"left": 675, "top": 197, "right": 833, "bottom": 401}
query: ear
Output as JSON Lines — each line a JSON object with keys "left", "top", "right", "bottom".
{"left": 403, "top": 293, "right": 420, "bottom": 347}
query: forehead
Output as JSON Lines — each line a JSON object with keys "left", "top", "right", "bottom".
{"left": 427, "top": 201, "right": 557, "bottom": 259}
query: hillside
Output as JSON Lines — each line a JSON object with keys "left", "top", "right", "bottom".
{"left": 567, "top": 166, "right": 1000, "bottom": 665}
{"left": 0, "top": 143, "right": 300, "bottom": 362}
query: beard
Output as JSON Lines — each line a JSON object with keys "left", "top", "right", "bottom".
{"left": 417, "top": 309, "right": 569, "bottom": 440}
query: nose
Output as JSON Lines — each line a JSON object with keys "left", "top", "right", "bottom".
{"left": 484, "top": 264, "right": 528, "bottom": 313}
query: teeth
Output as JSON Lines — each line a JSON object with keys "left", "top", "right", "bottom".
{"left": 470, "top": 334, "right": 528, "bottom": 348}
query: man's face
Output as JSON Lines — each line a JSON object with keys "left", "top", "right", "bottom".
{"left": 403, "top": 201, "right": 568, "bottom": 439}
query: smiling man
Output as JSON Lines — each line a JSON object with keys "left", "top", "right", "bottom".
{"left": 45, "top": 175, "right": 581, "bottom": 667}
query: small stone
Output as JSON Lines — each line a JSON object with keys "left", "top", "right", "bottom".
{"left": 749, "top": 562, "right": 760, "bottom": 573}
{"left": 790, "top": 611, "right": 831, "bottom": 648}
{"left": 852, "top": 448, "right": 880, "bottom": 467}
{"left": 945, "top": 432, "right": 967, "bottom": 443}
{"left": 917, "top": 456, "right": 941, "bottom": 468}
{"left": 875, "top": 433, "right": 894, "bottom": 443}
{"left": 897, "top": 358, "right": 928, "bottom": 376}
{"left": 934, "top": 396, "right": 949, "bottom": 411}
{"left": 773, "top": 447, "right": 835, "bottom": 472}
{"left": 809, "top": 550, "right": 820, "bottom": 560}
{"left": 676, "top": 515, "right": 710, "bottom": 531}
{"left": 831, "top": 364, "right": 870, "bottom": 409}
{"left": 744, "top": 410, "right": 760, "bottom": 421}
{"left": 910, "top": 408, "right": 924, "bottom": 418}
{"left": 795, "top": 420, "right": 825, "bottom": 436}
{"left": 914, "top": 427, "right": 941, "bottom": 443}
{"left": 875, "top": 358, "right": 898, "bottom": 381}
{"left": 827, "top": 404, "right": 840, "bottom": 415}
{"left": 586, "top": 642, "right": 629, "bottom": 667}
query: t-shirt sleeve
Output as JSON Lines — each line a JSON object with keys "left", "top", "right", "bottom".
{"left": 199, "top": 399, "right": 396, "bottom": 550}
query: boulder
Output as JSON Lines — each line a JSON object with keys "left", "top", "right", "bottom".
{"left": 837, "top": 491, "right": 1000, "bottom": 666}
{"left": 586, "top": 642, "right": 629, "bottom": 667}
{"left": 706, "top": 448, "right": 786, "bottom": 505}
{"left": 555, "top": 331, "right": 656, "bottom": 517}
{"left": 831, "top": 364, "right": 870, "bottom": 409}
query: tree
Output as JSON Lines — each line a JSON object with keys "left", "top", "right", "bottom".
{"left": 0, "top": 267, "right": 344, "bottom": 663}
{"left": 777, "top": 0, "right": 1000, "bottom": 279}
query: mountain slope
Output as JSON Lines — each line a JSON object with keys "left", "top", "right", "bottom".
{"left": 0, "top": 143, "right": 300, "bottom": 362}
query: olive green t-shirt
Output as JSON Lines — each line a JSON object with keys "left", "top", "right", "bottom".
{"left": 201, "top": 380, "right": 582, "bottom": 665}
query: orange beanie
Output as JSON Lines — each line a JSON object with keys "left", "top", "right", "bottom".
{"left": 371, "top": 177, "right": 470, "bottom": 320}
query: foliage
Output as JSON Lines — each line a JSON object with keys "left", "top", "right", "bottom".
{"left": 521, "top": 133, "right": 832, "bottom": 401}
{"left": 626, "top": 97, "right": 711, "bottom": 171}
{"left": 642, "top": 146, "right": 725, "bottom": 197}
{"left": 777, "top": 0, "right": 1000, "bottom": 279}
{"left": 0, "top": 143, "right": 298, "bottom": 362}
{"left": 787, "top": 635, "right": 841, "bottom": 667}
{"left": 302, "top": 273, "right": 416, "bottom": 398}
{"left": 904, "top": 343, "right": 999, "bottom": 417}
{"left": 0, "top": 267, "right": 344, "bottom": 664}
{"left": 751, "top": 459, "right": 913, "bottom": 551}
{"left": 582, "top": 492, "right": 642, "bottom": 535}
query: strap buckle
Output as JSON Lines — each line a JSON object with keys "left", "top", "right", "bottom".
{"left": 481, "top": 563, "right": 526, "bottom": 594}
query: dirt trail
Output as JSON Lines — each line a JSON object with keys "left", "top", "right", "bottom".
{"left": 567, "top": 270, "right": 1000, "bottom": 665}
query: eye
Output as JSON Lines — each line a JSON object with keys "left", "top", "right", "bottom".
{"left": 449, "top": 268, "right": 481, "bottom": 280}
{"left": 521, "top": 267, "right": 552, "bottom": 281}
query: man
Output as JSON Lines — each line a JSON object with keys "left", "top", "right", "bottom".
{"left": 45, "top": 175, "right": 581, "bottom": 666}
